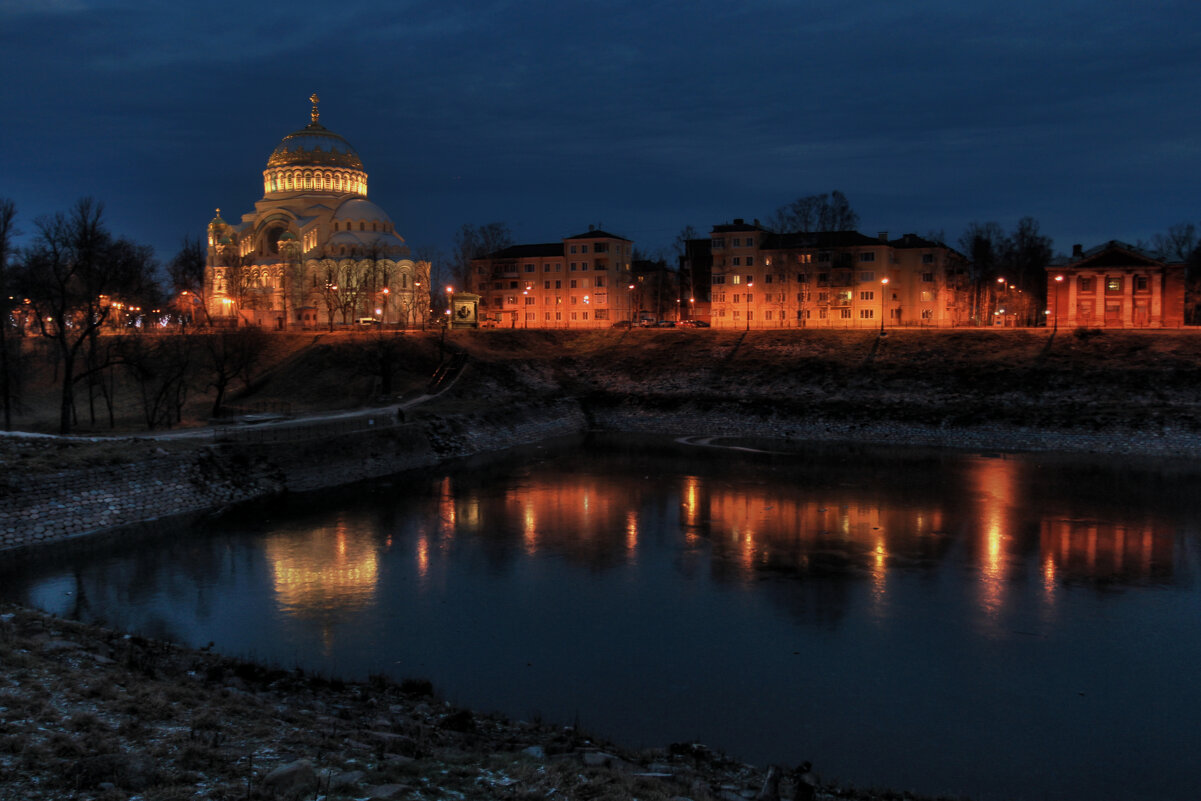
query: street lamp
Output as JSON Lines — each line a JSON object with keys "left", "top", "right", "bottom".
{"left": 880, "top": 277, "right": 889, "bottom": 333}
{"left": 1052, "top": 274, "right": 1064, "bottom": 332}
{"left": 745, "top": 280, "right": 754, "bottom": 330}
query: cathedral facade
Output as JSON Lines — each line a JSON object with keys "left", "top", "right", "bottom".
{"left": 205, "top": 96, "right": 430, "bottom": 328}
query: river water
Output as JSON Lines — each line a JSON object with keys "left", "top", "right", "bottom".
{"left": 5, "top": 435, "right": 1200, "bottom": 800}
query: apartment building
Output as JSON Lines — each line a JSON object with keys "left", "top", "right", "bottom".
{"left": 471, "top": 230, "right": 634, "bottom": 328}
{"left": 707, "top": 219, "right": 969, "bottom": 329}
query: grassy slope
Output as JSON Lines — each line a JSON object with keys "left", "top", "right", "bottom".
{"left": 7, "top": 326, "right": 1201, "bottom": 438}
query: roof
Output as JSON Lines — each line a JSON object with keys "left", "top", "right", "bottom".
{"left": 479, "top": 243, "right": 563, "bottom": 260}
{"left": 1052, "top": 240, "right": 1174, "bottom": 270}
{"left": 564, "top": 229, "right": 630, "bottom": 241}
{"left": 759, "top": 230, "right": 883, "bottom": 249}
{"left": 711, "top": 220, "right": 766, "bottom": 234}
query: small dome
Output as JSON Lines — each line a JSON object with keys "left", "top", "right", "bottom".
{"left": 267, "top": 122, "right": 364, "bottom": 170}
{"left": 332, "top": 198, "right": 394, "bottom": 225}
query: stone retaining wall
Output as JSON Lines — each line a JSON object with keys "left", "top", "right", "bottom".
{"left": 7, "top": 394, "right": 1199, "bottom": 554}
{"left": 588, "top": 400, "right": 1201, "bottom": 457}
{"left": 1, "top": 400, "right": 587, "bottom": 553}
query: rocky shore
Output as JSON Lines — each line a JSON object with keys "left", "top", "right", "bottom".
{"left": 0, "top": 603, "right": 962, "bottom": 801}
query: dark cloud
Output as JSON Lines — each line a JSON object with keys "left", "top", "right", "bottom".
{"left": 2, "top": 0, "right": 1199, "bottom": 262}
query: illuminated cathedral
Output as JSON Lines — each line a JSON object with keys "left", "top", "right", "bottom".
{"left": 204, "top": 95, "right": 430, "bottom": 328}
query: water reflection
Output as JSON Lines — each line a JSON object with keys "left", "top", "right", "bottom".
{"left": 4, "top": 438, "right": 1198, "bottom": 801}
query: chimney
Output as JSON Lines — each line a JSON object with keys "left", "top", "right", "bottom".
{"left": 878, "top": 231, "right": 889, "bottom": 243}
{"left": 1072, "top": 243, "right": 1083, "bottom": 258}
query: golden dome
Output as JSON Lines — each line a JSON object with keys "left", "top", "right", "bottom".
{"left": 267, "top": 122, "right": 364, "bottom": 170}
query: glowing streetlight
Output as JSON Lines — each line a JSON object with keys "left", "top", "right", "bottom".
{"left": 880, "top": 277, "right": 889, "bottom": 333}
{"left": 1052, "top": 274, "right": 1065, "bottom": 332}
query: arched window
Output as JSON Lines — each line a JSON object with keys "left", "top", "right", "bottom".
{"left": 360, "top": 222, "right": 365, "bottom": 231}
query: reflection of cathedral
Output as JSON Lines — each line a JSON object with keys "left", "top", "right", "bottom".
{"left": 204, "top": 95, "right": 430, "bottom": 328}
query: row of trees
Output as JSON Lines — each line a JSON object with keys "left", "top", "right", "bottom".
{"left": 0, "top": 198, "right": 278, "bottom": 434}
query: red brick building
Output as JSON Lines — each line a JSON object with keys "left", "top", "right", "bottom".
{"left": 1046, "top": 241, "right": 1186, "bottom": 329}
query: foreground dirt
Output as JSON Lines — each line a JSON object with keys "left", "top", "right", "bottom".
{"left": 0, "top": 604, "right": 962, "bottom": 801}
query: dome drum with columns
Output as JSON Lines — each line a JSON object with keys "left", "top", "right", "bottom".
{"left": 205, "top": 95, "right": 430, "bottom": 329}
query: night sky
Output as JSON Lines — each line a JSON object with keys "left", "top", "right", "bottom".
{"left": 3, "top": 0, "right": 1199, "bottom": 267}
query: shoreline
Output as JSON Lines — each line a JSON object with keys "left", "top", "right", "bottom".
{"left": 6, "top": 402, "right": 1201, "bottom": 556}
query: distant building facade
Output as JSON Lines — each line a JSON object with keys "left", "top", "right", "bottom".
{"left": 471, "top": 230, "right": 634, "bottom": 328}
{"left": 204, "top": 95, "right": 430, "bottom": 328}
{"left": 1046, "top": 241, "right": 1186, "bottom": 329}
{"left": 707, "top": 219, "right": 969, "bottom": 329}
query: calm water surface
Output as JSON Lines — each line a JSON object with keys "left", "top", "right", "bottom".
{"left": 5, "top": 436, "right": 1201, "bottom": 801}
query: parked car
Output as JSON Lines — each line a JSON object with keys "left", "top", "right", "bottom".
{"left": 637, "top": 319, "right": 658, "bottom": 327}
{"left": 678, "top": 319, "right": 710, "bottom": 328}
{"left": 655, "top": 320, "right": 676, "bottom": 327}
{"left": 611, "top": 320, "right": 632, "bottom": 329}
{"left": 355, "top": 317, "right": 380, "bottom": 325}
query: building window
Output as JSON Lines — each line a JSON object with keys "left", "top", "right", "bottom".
{"left": 797, "top": 273, "right": 809, "bottom": 283}
{"left": 1134, "top": 275, "right": 1150, "bottom": 291}
{"left": 595, "top": 276, "right": 605, "bottom": 287}
{"left": 798, "top": 253, "right": 812, "bottom": 264}
{"left": 922, "top": 254, "right": 935, "bottom": 264}
{"left": 745, "top": 293, "right": 753, "bottom": 303}
{"left": 525, "top": 264, "right": 535, "bottom": 272}
{"left": 1106, "top": 276, "right": 1123, "bottom": 293}
{"left": 555, "top": 280, "right": 562, "bottom": 289}
{"left": 921, "top": 309, "right": 933, "bottom": 319}
{"left": 570, "top": 245, "right": 577, "bottom": 254}
{"left": 1079, "top": 277, "right": 1095, "bottom": 292}
{"left": 860, "top": 291, "right": 874, "bottom": 301}
{"left": 746, "top": 256, "right": 755, "bottom": 266}
{"left": 733, "top": 257, "right": 741, "bottom": 266}
{"left": 712, "top": 238, "right": 725, "bottom": 249}
{"left": 920, "top": 290, "right": 933, "bottom": 302}
{"left": 921, "top": 272, "right": 934, "bottom": 282}
{"left": 859, "top": 252, "right": 875, "bottom": 263}
{"left": 764, "top": 274, "right": 773, "bottom": 284}
{"left": 840, "top": 309, "right": 852, "bottom": 319}
{"left": 733, "top": 294, "right": 740, "bottom": 303}
{"left": 570, "top": 279, "right": 578, "bottom": 288}
{"left": 713, "top": 275, "right": 725, "bottom": 285}
{"left": 732, "top": 275, "right": 741, "bottom": 285}
{"left": 819, "top": 309, "right": 828, "bottom": 319}
{"left": 859, "top": 309, "right": 874, "bottom": 319}
{"left": 858, "top": 271, "right": 875, "bottom": 281}
{"left": 544, "top": 281, "right": 551, "bottom": 289}
{"left": 525, "top": 296, "right": 535, "bottom": 305}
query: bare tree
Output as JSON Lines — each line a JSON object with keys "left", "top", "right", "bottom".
{"left": 451, "top": 222, "right": 513, "bottom": 289}
{"left": 768, "top": 191, "right": 859, "bottom": 234}
{"left": 0, "top": 199, "right": 18, "bottom": 430}
{"left": 201, "top": 328, "right": 267, "bottom": 418}
{"left": 17, "top": 199, "right": 154, "bottom": 434}
{"left": 118, "top": 333, "right": 193, "bottom": 429}
{"left": 167, "top": 236, "right": 210, "bottom": 328}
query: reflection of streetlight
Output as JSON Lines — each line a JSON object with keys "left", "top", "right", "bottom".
{"left": 1052, "top": 274, "right": 1064, "bottom": 332}
{"left": 880, "top": 277, "right": 889, "bottom": 333}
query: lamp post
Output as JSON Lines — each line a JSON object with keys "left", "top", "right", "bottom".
{"left": 880, "top": 277, "right": 889, "bottom": 333}
{"left": 628, "top": 283, "right": 636, "bottom": 325}
{"left": 1052, "top": 274, "right": 1064, "bottom": 332}
{"left": 745, "top": 280, "right": 754, "bottom": 331}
